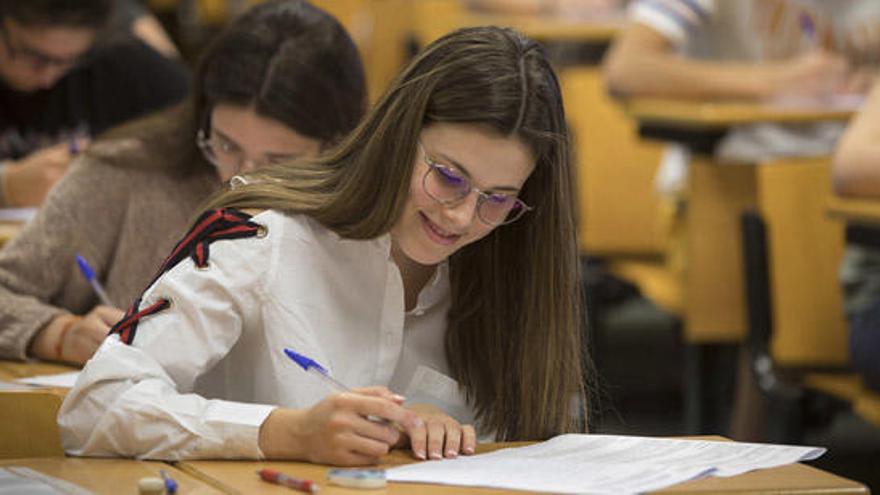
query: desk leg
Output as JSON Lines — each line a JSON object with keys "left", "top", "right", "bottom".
{"left": 684, "top": 343, "right": 737, "bottom": 435}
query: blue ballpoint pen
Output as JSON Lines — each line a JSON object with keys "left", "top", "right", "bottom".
{"left": 75, "top": 254, "right": 114, "bottom": 307}
{"left": 284, "top": 348, "right": 351, "bottom": 393}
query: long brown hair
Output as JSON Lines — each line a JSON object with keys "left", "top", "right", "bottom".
{"left": 95, "top": 0, "right": 366, "bottom": 176}
{"left": 207, "top": 26, "right": 588, "bottom": 440}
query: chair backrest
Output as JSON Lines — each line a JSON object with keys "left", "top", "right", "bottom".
{"left": 755, "top": 157, "right": 848, "bottom": 367}
{"left": 560, "top": 67, "right": 667, "bottom": 257}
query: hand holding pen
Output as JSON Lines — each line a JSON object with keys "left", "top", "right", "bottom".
{"left": 256, "top": 349, "right": 423, "bottom": 466}
{"left": 30, "top": 255, "right": 124, "bottom": 364}
{"left": 262, "top": 349, "right": 476, "bottom": 464}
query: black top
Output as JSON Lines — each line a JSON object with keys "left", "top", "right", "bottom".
{"left": 0, "top": 35, "right": 189, "bottom": 160}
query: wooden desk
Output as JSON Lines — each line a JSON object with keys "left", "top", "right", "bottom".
{"left": 627, "top": 99, "right": 854, "bottom": 347}
{"left": 0, "top": 457, "right": 222, "bottom": 494}
{"left": 177, "top": 442, "right": 867, "bottom": 494}
{"left": 410, "top": 0, "right": 622, "bottom": 49}
{"left": 0, "top": 222, "right": 20, "bottom": 247}
{"left": 627, "top": 98, "right": 856, "bottom": 434}
{"left": 0, "top": 360, "right": 78, "bottom": 458}
{"left": 0, "top": 360, "right": 77, "bottom": 380}
{"left": 827, "top": 195, "right": 880, "bottom": 224}
{"left": 629, "top": 98, "right": 859, "bottom": 128}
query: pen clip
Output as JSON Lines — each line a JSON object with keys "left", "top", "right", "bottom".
{"left": 284, "top": 348, "right": 328, "bottom": 374}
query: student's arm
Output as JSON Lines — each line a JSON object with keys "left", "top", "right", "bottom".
{"left": 0, "top": 156, "right": 126, "bottom": 363}
{"left": 833, "top": 80, "right": 880, "bottom": 197}
{"left": 58, "top": 226, "right": 423, "bottom": 463}
{"left": 0, "top": 139, "right": 88, "bottom": 207}
{"left": 603, "top": 16, "right": 852, "bottom": 100}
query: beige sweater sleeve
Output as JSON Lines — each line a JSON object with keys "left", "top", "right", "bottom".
{"left": 0, "top": 155, "right": 128, "bottom": 360}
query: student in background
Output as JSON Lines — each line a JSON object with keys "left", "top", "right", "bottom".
{"left": 114, "top": 0, "right": 180, "bottom": 59}
{"left": 59, "top": 26, "right": 588, "bottom": 465}
{"left": 832, "top": 79, "right": 880, "bottom": 392}
{"left": 604, "top": 0, "right": 880, "bottom": 173}
{"left": 0, "top": 0, "right": 366, "bottom": 365}
{"left": 602, "top": 0, "right": 880, "bottom": 441}
{"left": 0, "top": 0, "right": 188, "bottom": 207}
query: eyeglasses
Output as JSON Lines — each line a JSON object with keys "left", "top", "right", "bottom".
{"left": 196, "top": 129, "right": 297, "bottom": 176}
{"left": 419, "top": 142, "right": 532, "bottom": 226}
{"left": 0, "top": 25, "right": 83, "bottom": 71}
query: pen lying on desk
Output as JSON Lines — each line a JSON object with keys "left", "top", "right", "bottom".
{"left": 258, "top": 468, "right": 317, "bottom": 493}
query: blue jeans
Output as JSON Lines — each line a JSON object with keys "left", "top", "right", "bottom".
{"left": 850, "top": 299, "right": 880, "bottom": 391}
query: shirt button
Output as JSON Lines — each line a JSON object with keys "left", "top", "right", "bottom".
{"left": 385, "top": 332, "right": 395, "bottom": 345}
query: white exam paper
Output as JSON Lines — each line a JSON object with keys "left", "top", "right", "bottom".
{"left": 14, "top": 372, "right": 80, "bottom": 388}
{"left": 386, "top": 434, "right": 825, "bottom": 494}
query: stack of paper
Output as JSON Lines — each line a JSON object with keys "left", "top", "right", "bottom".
{"left": 387, "top": 434, "right": 825, "bottom": 494}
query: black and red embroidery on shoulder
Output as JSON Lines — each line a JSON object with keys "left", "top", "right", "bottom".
{"left": 109, "top": 208, "right": 263, "bottom": 344}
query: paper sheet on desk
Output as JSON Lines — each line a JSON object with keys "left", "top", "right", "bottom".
{"left": 0, "top": 207, "right": 37, "bottom": 223}
{"left": 0, "top": 467, "right": 93, "bottom": 495}
{"left": 386, "top": 434, "right": 826, "bottom": 494}
{"left": 14, "top": 371, "right": 80, "bottom": 388}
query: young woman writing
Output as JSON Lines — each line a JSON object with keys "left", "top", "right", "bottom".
{"left": 60, "top": 26, "right": 588, "bottom": 466}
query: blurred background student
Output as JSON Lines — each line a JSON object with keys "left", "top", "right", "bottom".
{"left": 0, "top": 0, "right": 366, "bottom": 366}
{"left": 0, "top": 0, "right": 189, "bottom": 207}
{"left": 114, "top": 0, "right": 180, "bottom": 59}
{"left": 604, "top": 0, "right": 879, "bottom": 187}
{"left": 601, "top": 0, "right": 880, "bottom": 441}
{"left": 833, "top": 79, "right": 880, "bottom": 394}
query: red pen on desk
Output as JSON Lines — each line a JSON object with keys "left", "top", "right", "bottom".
{"left": 258, "top": 468, "right": 318, "bottom": 493}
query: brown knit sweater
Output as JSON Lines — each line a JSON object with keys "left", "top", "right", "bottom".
{"left": 0, "top": 139, "right": 219, "bottom": 359}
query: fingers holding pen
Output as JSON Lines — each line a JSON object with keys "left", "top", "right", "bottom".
{"left": 258, "top": 391, "right": 421, "bottom": 465}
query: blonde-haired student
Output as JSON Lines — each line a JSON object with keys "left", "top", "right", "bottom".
{"left": 59, "top": 26, "right": 589, "bottom": 466}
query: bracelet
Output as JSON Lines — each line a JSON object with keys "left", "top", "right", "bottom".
{"left": 54, "top": 316, "right": 80, "bottom": 362}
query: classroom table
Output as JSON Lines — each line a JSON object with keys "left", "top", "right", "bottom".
{"left": 828, "top": 195, "right": 880, "bottom": 224}
{"left": 175, "top": 441, "right": 868, "bottom": 494}
{"left": 0, "top": 457, "right": 223, "bottom": 495}
{"left": 626, "top": 97, "right": 857, "bottom": 435}
{"left": 0, "top": 359, "right": 77, "bottom": 381}
{"left": 0, "top": 222, "right": 19, "bottom": 247}
{"left": 0, "top": 360, "right": 78, "bottom": 458}
{"left": 409, "top": 0, "right": 624, "bottom": 48}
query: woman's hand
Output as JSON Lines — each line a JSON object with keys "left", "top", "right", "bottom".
{"left": 396, "top": 403, "right": 477, "bottom": 460}
{"left": 30, "top": 305, "right": 123, "bottom": 365}
{"left": 258, "top": 387, "right": 423, "bottom": 466}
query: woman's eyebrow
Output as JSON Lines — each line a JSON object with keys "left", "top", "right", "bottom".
{"left": 212, "top": 128, "right": 239, "bottom": 146}
{"left": 434, "top": 150, "right": 521, "bottom": 193}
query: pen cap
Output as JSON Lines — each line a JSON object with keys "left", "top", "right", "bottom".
{"left": 284, "top": 348, "right": 327, "bottom": 373}
{"left": 75, "top": 254, "right": 95, "bottom": 279}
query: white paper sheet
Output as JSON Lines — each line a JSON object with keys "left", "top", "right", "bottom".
{"left": 14, "top": 372, "right": 80, "bottom": 388}
{"left": 386, "top": 434, "right": 825, "bottom": 494}
{"left": 0, "top": 467, "right": 93, "bottom": 495}
{"left": 0, "top": 208, "right": 37, "bottom": 223}
{"left": 0, "top": 381, "right": 37, "bottom": 391}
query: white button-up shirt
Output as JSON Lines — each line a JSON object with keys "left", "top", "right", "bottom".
{"left": 59, "top": 210, "right": 475, "bottom": 460}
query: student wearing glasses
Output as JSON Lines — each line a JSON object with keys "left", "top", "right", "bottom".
{"left": 0, "top": 0, "right": 188, "bottom": 207}
{"left": 0, "top": 0, "right": 365, "bottom": 366}
{"left": 59, "top": 26, "right": 589, "bottom": 465}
